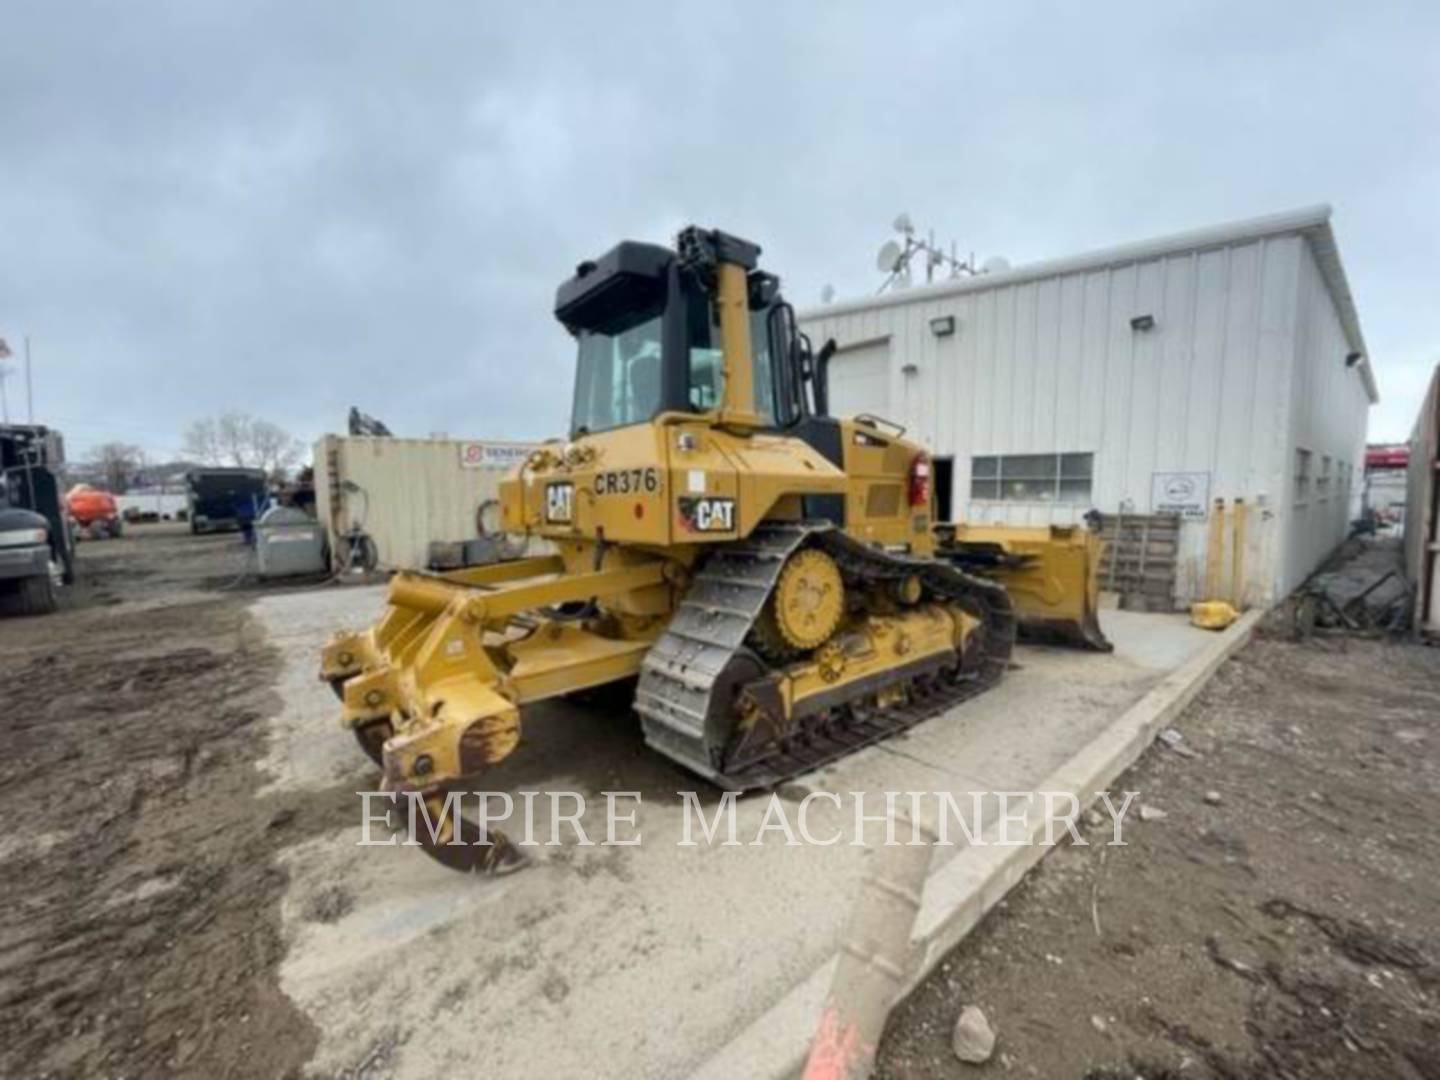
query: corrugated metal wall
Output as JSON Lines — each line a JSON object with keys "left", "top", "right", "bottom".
{"left": 314, "top": 436, "right": 537, "bottom": 571}
{"left": 1280, "top": 241, "right": 1373, "bottom": 596}
{"left": 1404, "top": 365, "right": 1439, "bottom": 636}
{"left": 801, "top": 231, "right": 1368, "bottom": 606}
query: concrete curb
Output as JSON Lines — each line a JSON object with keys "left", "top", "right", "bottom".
{"left": 691, "top": 609, "right": 1264, "bottom": 1080}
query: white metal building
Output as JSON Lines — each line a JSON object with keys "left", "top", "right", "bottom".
{"left": 799, "top": 206, "right": 1377, "bottom": 607}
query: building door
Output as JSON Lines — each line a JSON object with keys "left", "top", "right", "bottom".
{"left": 932, "top": 456, "right": 954, "bottom": 522}
{"left": 827, "top": 339, "right": 890, "bottom": 419}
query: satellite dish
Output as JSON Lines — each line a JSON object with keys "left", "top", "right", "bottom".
{"left": 821, "top": 284, "right": 836, "bottom": 304}
{"left": 876, "top": 239, "right": 903, "bottom": 272}
{"left": 893, "top": 212, "right": 914, "bottom": 235}
{"left": 981, "top": 255, "right": 1011, "bottom": 274}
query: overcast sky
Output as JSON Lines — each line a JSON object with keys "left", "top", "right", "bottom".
{"left": 1, "top": 2, "right": 1435, "bottom": 464}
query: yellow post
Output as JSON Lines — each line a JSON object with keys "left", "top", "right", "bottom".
{"left": 715, "top": 260, "right": 764, "bottom": 428}
{"left": 1230, "top": 498, "right": 1247, "bottom": 609}
{"left": 1205, "top": 498, "right": 1226, "bottom": 601}
{"left": 1192, "top": 496, "right": 1239, "bottom": 630}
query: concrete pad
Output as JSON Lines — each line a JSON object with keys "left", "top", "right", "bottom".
{"left": 255, "top": 583, "right": 389, "bottom": 796}
{"left": 696, "top": 608, "right": 1262, "bottom": 1080}
{"left": 251, "top": 591, "right": 1218, "bottom": 1079}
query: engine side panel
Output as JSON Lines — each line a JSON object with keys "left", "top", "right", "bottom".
{"left": 501, "top": 420, "right": 851, "bottom": 548}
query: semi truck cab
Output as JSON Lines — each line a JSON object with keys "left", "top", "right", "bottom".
{"left": 0, "top": 502, "right": 58, "bottom": 614}
{"left": 0, "top": 425, "right": 74, "bottom": 616}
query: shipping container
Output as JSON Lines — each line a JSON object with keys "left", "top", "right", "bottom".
{"left": 313, "top": 436, "right": 538, "bottom": 572}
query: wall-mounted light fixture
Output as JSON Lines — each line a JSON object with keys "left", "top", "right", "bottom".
{"left": 929, "top": 315, "right": 956, "bottom": 337}
{"left": 900, "top": 362, "right": 920, "bottom": 376}
{"left": 1344, "top": 351, "right": 1362, "bottom": 368}
{"left": 1130, "top": 314, "right": 1156, "bottom": 332}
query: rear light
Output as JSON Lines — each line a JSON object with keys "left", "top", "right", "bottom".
{"left": 908, "top": 455, "right": 931, "bottom": 508}
{"left": 0, "top": 527, "right": 48, "bottom": 548}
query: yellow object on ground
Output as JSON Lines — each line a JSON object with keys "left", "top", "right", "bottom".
{"left": 1192, "top": 495, "right": 1245, "bottom": 630}
{"left": 1190, "top": 600, "right": 1240, "bottom": 631}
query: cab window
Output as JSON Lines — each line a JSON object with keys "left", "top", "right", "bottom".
{"left": 749, "top": 308, "right": 777, "bottom": 425}
{"left": 684, "top": 306, "right": 779, "bottom": 425}
{"left": 571, "top": 308, "right": 665, "bottom": 434}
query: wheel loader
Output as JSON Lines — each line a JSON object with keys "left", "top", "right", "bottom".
{"left": 320, "top": 226, "right": 1110, "bottom": 871}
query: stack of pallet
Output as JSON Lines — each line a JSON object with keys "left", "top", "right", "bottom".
{"left": 1097, "top": 513, "right": 1181, "bottom": 613}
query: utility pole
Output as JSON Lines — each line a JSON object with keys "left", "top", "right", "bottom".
{"left": 0, "top": 335, "right": 10, "bottom": 422}
{"left": 25, "top": 335, "right": 34, "bottom": 423}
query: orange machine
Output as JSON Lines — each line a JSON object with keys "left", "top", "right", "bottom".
{"left": 66, "top": 485, "right": 122, "bottom": 538}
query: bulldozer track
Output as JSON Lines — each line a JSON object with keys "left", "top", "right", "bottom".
{"left": 635, "top": 522, "right": 1016, "bottom": 790}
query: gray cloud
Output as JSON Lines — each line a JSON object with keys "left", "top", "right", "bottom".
{"left": 2, "top": 1, "right": 1435, "bottom": 461}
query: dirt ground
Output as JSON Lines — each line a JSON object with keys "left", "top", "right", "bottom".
{"left": 878, "top": 620, "right": 1440, "bottom": 1076}
{"left": 0, "top": 524, "right": 345, "bottom": 1079}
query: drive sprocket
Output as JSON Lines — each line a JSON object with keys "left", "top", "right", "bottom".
{"left": 751, "top": 547, "right": 845, "bottom": 660}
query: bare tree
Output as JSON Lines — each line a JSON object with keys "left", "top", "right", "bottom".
{"left": 87, "top": 442, "right": 144, "bottom": 493}
{"left": 181, "top": 417, "right": 222, "bottom": 465}
{"left": 244, "top": 418, "right": 303, "bottom": 477}
{"left": 182, "top": 412, "right": 304, "bottom": 478}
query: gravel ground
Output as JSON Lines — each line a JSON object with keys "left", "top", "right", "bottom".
{"left": 877, "top": 616, "right": 1439, "bottom": 1078}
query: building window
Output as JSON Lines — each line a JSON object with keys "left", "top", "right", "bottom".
{"left": 1319, "top": 455, "right": 1332, "bottom": 498}
{"left": 970, "top": 452, "right": 1094, "bottom": 503}
{"left": 1294, "top": 449, "right": 1312, "bottom": 503}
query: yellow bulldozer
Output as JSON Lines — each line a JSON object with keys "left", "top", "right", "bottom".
{"left": 320, "top": 226, "right": 1110, "bottom": 871}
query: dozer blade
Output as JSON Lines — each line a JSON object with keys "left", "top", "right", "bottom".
{"left": 935, "top": 523, "right": 1113, "bottom": 652}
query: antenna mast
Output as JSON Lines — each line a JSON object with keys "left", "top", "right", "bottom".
{"left": 874, "top": 214, "right": 981, "bottom": 293}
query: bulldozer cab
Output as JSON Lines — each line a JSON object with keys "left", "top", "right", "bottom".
{"left": 502, "top": 228, "right": 881, "bottom": 549}
{"left": 560, "top": 229, "right": 813, "bottom": 438}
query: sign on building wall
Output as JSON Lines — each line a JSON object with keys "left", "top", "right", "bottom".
{"left": 1151, "top": 471, "right": 1211, "bottom": 519}
{"left": 459, "top": 442, "right": 535, "bottom": 469}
